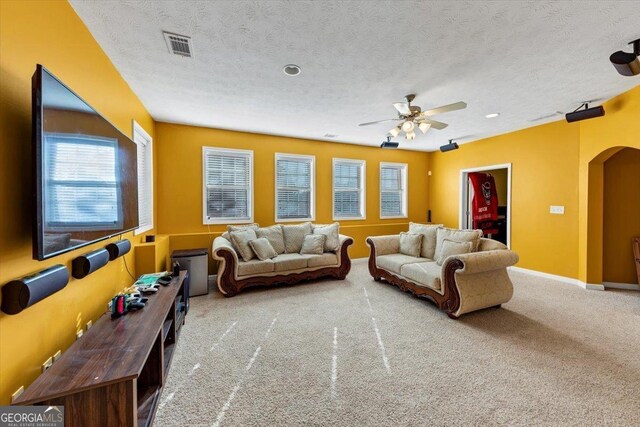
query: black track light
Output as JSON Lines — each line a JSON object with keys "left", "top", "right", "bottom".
{"left": 610, "top": 38, "right": 640, "bottom": 76}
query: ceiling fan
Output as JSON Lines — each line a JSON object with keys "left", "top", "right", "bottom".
{"left": 359, "top": 94, "right": 467, "bottom": 140}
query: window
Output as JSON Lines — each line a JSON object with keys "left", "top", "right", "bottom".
{"left": 44, "top": 133, "right": 122, "bottom": 230}
{"left": 202, "top": 147, "right": 253, "bottom": 224}
{"left": 275, "top": 153, "right": 315, "bottom": 222}
{"left": 333, "top": 158, "right": 366, "bottom": 220}
{"left": 133, "top": 121, "right": 153, "bottom": 234}
{"left": 380, "top": 162, "right": 408, "bottom": 218}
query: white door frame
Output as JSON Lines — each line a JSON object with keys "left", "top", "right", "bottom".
{"left": 459, "top": 163, "right": 512, "bottom": 248}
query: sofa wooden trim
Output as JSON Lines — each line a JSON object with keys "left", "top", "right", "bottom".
{"left": 215, "top": 237, "right": 353, "bottom": 296}
{"left": 366, "top": 237, "right": 464, "bottom": 319}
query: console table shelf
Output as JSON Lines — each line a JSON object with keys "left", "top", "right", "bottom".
{"left": 14, "top": 271, "right": 188, "bottom": 427}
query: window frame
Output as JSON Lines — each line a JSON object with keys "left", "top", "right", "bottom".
{"left": 133, "top": 121, "right": 154, "bottom": 235}
{"left": 274, "top": 153, "right": 316, "bottom": 223}
{"left": 202, "top": 146, "right": 254, "bottom": 225}
{"left": 379, "top": 162, "right": 408, "bottom": 219}
{"left": 332, "top": 158, "right": 366, "bottom": 221}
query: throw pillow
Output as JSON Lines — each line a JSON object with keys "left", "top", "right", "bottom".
{"left": 222, "top": 223, "right": 259, "bottom": 241}
{"left": 256, "top": 225, "right": 285, "bottom": 254}
{"left": 228, "top": 229, "right": 258, "bottom": 262}
{"left": 409, "top": 222, "right": 443, "bottom": 260}
{"left": 300, "top": 234, "right": 326, "bottom": 255}
{"left": 436, "top": 239, "right": 473, "bottom": 266}
{"left": 434, "top": 228, "right": 482, "bottom": 262}
{"left": 248, "top": 237, "right": 278, "bottom": 261}
{"left": 312, "top": 223, "right": 340, "bottom": 252}
{"left": 282, "top": 222, "right": 313, "bottom": 253}
{"left": 399, "top": 232, "right": 423, "bottom": 257}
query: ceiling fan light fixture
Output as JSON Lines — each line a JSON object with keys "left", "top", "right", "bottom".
{"left": 405, "top": 131, "right": 416, "bottom": 140}
{"left": 389, "top": 127, "right": 400, "bottom": 137}
{"left": 401, "top": 121, "right": 415, "bottom": 133}
{"left": 418, "top": 122, "right": 431, "bottom": 134}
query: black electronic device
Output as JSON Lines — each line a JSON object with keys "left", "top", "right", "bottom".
{"left": 1, "top": 265, "right": 70, "bottom": 315}
{"left": 610, "top": 38, "right": 640, "bottom": 76}
{"left": 106, "top": 239, "right": 131, "bottom": 261}
{"left": 72, "top": 248, "right": 110, "bottom": 279}
{"left": 157, "top": 275, "right": 172, "bottom": 286}
{"left": 440, "top": 140, "right": 459, "bottom": 152}
{"left": 380, "top": 136, "right": 399, "bottom": 149}
{"left": 565, "top": 103, "right": 605, "bottom": 123}
{"left": 32, "top": 65, "right": 139, "bottom": 261}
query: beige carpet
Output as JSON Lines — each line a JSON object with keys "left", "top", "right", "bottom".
{"left": 153, "top": 259, "right": 640, "bottom": 427}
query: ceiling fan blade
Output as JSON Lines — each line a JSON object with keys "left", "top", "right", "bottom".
{"left": 423, "top": 101, "right": 467, "bottom": 116}
{"left": 358, "top": 118, "right": 401, "bottom": 127}
{"left": 392, "top": 102, "right": 411, "bottom": 115}
{"left": 421, "top": 118, "right": 448, "bottom": 130}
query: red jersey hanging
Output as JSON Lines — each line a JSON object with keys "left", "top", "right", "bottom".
{"left": 468, "top": 172, "right": 499, "bottom": 235}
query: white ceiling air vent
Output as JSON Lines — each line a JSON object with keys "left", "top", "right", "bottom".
{"left": 163, "top": 31, "right": 192, "bottom": 58}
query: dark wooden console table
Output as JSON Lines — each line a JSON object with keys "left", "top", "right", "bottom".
{"left": 14, "top": 271, "right": 188, "bottom": 427}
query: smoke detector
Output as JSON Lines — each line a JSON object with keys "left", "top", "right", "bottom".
{"left": 163, "top": 31, "right": 192, "bottom": 58}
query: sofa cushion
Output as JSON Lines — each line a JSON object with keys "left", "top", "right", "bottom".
{"left": 256, "top": 225, "right": 285, "bottom": 254}
{"left": 409, "top": 222, "right": 442, "bottom": 259}
{"left": 434, "top": 228, "right": 482, "bottom": 261}
{"left": 222, "top": 223, "right": 259, "bottom": 241}
{"left": 436, "top": 239, "right": 474, "bottom": 265}
{"left": 307, "top": 253, "right": 339, "bottom": 268}
{"left": 376, "top": 253, "right": 427, "bottom": 274}
{"left": 300, "top": 234, "right": 326, "bottom": 255}
{"left": 399, "top": 232, "right": 423, "bottom": 257}
{"left": 400, "top": 261, "right": 442, "bottom": 291}
{"left": 312, "top": 223, "right": 340, "bottom": 252}
{"left": 237, "top": 258, "right": 275, "bottom": 276}
{"left": 282, "top": 222, "right": 313, "bottom": 253}
{"left": 272, "top": 253, "right": 309, "bottom": 272}
{"left": 229, "top": 229, "right": 258, "bottom": 262}
{"left": 249, "top": 237, "right": 278, "bottom": 261}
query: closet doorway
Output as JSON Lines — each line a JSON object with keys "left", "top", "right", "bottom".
{"left": 459, "top": 163, "right": 512, "bottom": 248}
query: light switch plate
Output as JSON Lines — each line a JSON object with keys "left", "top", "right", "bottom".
{"left": 550, "top": 205, "right": 565, "bottom": 214}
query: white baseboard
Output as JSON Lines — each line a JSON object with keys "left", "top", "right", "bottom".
{"left": 508, "top": 266, "right": 605, "bottom": 291}
{"left": 603, "top": 281, "right": 640, "bottom": 291}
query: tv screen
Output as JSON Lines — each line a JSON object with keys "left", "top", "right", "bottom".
{"left": 32, "top": 65, "right": 138, "bottom": 260}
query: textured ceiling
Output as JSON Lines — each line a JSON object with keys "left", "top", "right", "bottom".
{"left": 69, "top": 0, "right": 640, "bottom": 152}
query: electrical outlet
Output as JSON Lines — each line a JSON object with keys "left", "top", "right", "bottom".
{"left": 53, "top": 350, "right": 62, "bottom": 362}
{"left": 42, "top": 357, "right": 53, "bottom": 373}
{"left": 428, "top": 170, "right": 432, "bottom": 176}
{"left": 76, "top": 329, "right": 83, "bottom": 340}
{"left": 550, "top": 205, "right": 565, "bottom": 215}
{"left": 86, "top": 320, "right": 93, "bottom": 330}
{"left": 11, "top": 386, "right": 24, "bottom": 403}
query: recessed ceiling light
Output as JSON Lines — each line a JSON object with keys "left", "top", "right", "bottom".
{"left": 485, "top": 113, "right": 500, "bottom": 118}
{"left": 283, "top": 64, "right": 301, "bottom": 76}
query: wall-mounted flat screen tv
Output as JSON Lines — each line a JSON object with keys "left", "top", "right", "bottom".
{"left": 32, "top": 65, "right": 138, "bottom": 260}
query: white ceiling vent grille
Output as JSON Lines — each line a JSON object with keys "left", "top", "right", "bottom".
{"left": 163, "top": 31, "right": 192, "bottom": 57}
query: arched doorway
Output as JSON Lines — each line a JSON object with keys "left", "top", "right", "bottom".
{"left": 585, "top": 146, "right": 640, "bottom": 289}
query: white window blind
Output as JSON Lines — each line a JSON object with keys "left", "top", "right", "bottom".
{"left": 44, "top": 134, "right": 121, "bottom": 229}
{"left": 203, "top": 147, "right": 253, "bottom": 224}
{"left": 134, "top": 122, "right": 153, "bottom": 234}
{"left": 380, "top": 163, "right": 407, "bottom": 218}
{"left": 275, "top": 154, "right": 315, "bottom": 221}
{"left": 333, "top": 159, "right": 365, "bottom": 219}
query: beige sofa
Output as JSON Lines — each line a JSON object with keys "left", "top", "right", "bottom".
{"left": 366, "top": 224, "right": 519, "bottom": 318}
{"left": 212, "top": 223, "right": 353, "bottom": 296}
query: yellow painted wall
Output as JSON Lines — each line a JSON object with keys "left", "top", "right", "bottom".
{"left": 603, "top": 148, "right": 640, "bottom": 284}
{"left": 429, "top": 121, "right": 581, "bottom": 278}
{"left": 0, "top": 0, "right": 155, "bottom": 404}
{"left": 578, "top": 85, "right": 640, "bottom": 284}
{"left": 155, "top": 122, "right": 430, "bottom": 260}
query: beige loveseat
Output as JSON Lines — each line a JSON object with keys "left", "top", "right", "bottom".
{"left": 366, "top": 224, "right": 519, "bottom": 318}
{"left": 213, "top": 223, "right": 353, "bottom": 296}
